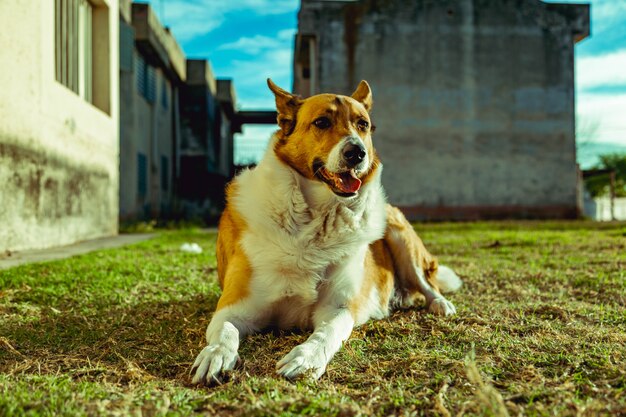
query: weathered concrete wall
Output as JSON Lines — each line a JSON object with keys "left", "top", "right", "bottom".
{"left": 119, "top": 55, "right": 175, "bottom": 220}
{"left": 295, "top": 0, "right": 589, "bottom": 219}
{"left": 0, "top": 0, "right": 119, "bottom": 251}
{"left": 119, "top": 67, "right": 138, "bottom": 219}
{"left": 119, "top": 4, "right": 182, "bottom": 222}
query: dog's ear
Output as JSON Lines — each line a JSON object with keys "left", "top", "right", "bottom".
{"left": 351, "top": 80, "right": 373, "bottom": 112}
{"left": 267, "top": 78, "right": 302, "bottom": 136}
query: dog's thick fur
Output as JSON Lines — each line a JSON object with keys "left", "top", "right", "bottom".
{"left": 191, "top": 80, "right": 461, "bottom": 384}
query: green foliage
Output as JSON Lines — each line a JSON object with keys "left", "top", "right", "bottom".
{"left": 584, "top": 152, "right": 626, "bottom": 197}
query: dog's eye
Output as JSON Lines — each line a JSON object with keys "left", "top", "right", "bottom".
{"left": 357, "top": 119, "right": 369, "bottom": 131}
{"left": 313, "top": 117, "right": 331, "bottom": 129}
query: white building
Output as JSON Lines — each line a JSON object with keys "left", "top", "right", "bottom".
{"left": 584, "top": 196, "right": 626, "bottom": 221}
{"left": 0, "top": 0, "right": 120, "bottom": 251}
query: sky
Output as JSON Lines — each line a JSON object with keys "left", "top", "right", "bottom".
{"left": 144, "top": 0, "right": 626, "bottom": 166}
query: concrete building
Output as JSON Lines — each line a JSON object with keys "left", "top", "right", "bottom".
{"left": 178, "top": 61, "right": 241, "bottom": 219}
{"left": 586, "top": 196, "right": 626, "bottom": 221}
{"left": 294, "top": 0, "right": 590, "bottom": 219}
{"left": 118, "top": 3, "right": 185, "bottom": 221}
{"left": 0, "top": 0, "right": 119, "bottom": 251}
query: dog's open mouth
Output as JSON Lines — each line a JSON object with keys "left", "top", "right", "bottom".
{"left": 313, "top": 161, "right": 362, "bottom": 196}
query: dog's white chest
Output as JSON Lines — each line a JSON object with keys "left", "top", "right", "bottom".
{"left": 240, "top": 200, "right": 376, "bottom": 316}
{"left": 259, "top": 201, "right": 369, "bottom": 262}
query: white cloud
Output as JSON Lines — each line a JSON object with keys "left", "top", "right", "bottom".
{"left": 231, "top": 0, "right": 299, "bottom": 16}
{"left": 152, "top": 1, "right": 225, "bottom": 41}
{"left": 219, "top": 29, "right": 296, "bottom": 55}
{"left": 577, "top": 92, "right": 626, "bottom": 145}
{"left": 233, "top": 48, "right": 293, "bottom": 80}
{"left": 576, "top": 49, "right": 626, "bottom": 89}
{"left": 225, "top": 48, "right": 293, "bottom": 109}
{"left": 219, "top": 35, "right": 284, "bottom": 55}
{"left": 588, "top": 0, "right": 626, "bottom": 31}
{"left": 278, "top": 28, "right": 297, "bottom": 41}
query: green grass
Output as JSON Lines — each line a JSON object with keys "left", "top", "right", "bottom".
{"left": 1, "top": 222, "right": 625, "bottom": 416}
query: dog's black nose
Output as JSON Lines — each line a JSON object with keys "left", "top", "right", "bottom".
{"left": 343, "top": 142, "right": 366, "bottom": 167}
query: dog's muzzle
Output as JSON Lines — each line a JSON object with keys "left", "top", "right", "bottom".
{"left": 342, "top": 140, "right": 367, "bottom": 169}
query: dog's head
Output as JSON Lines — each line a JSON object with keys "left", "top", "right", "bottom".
{"left": 268, "top": 79, "right": 378, "bottom": 198}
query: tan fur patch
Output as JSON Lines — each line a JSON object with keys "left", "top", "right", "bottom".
{"left": 384, "top": 205, "right": 440, "bottom": 294}
{"left": 215, "top": 183, "right": 252, "bottom": 311}
{"left": 350, "top": 239, "right": 395, "bottom": 317}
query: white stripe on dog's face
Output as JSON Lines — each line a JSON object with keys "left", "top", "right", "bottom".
{"left": 325, "top": 131, "right": 370, "bottom": 174}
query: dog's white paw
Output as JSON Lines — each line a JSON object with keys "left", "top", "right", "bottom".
{"left": 190, "top": 344, "right": 239, "bottom": 384}
{"left": 276, "top": 343, "right": 328, "bottom": 380}
{"left": 428, "top": 297, "right": 457, "bottom": 316}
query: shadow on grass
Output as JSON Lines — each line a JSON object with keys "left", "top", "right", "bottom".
{"left": 0, "top": 290, "right": 334, "bottom": 387}
{"left": 0, "top": 293, "right": 220, "bottom": 384}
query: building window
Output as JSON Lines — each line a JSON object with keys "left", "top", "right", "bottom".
{"left": 55, "top": 0, "right": 93, "bottom": 101}
{"left": 119, "top": 20, "right": 134, "bottom": 72}
{"left": 146, "top": 66, "right": 156, "bottom": 103}
{"left": 135, "top": 55, "right": 156, "bottom": 103}
{"left": 161, "top": 155, "right": 169, "bottom": 191}
{"left": 137, "top": 153, "right": 147, "bottom": 199}
{"left": 135, "top": 54, "right": 145, "bottom": 95}
{"left": 161, "top": 77, "right": 168, "bottom": 110}
{"left": 55, "top": 0, "right": 110, "bottom": 113}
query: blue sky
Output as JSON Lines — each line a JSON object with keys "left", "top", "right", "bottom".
{"left": 145, "top": 0, "right": 626, "bottom": 165}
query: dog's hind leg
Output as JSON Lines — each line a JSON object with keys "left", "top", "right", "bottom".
{"left": 383, "top": 205, "right": 461, "bottom": 316}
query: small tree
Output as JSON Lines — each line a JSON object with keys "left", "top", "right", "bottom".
{"left": 584, "top": 153, "right": 626, "bottom": 197}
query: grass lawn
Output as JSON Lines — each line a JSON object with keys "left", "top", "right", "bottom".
{"left": 1, "top": 222, "right": 625, "bottom": 416}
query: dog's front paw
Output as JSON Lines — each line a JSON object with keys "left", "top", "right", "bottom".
{"left": 428, "top": 297, "right": 457, "bottom": 316}
{"left": 190, "top": 344, "right": 239, "bottom": 384}
{"left": 276, "top": 343, "right": 327, "bottom": 380}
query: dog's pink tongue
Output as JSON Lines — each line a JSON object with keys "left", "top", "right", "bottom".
{"left": 337, "top": 171, "right": 362, "bottom": 193}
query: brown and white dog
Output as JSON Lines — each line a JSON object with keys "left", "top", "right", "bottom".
{"left": 191, "top": 80, "right": 461, "bottom": 384}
